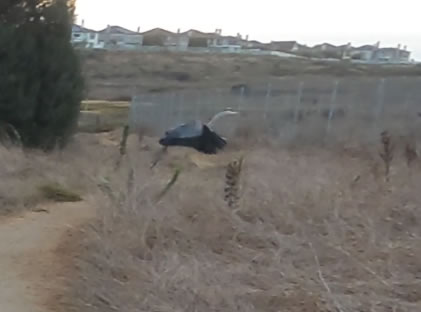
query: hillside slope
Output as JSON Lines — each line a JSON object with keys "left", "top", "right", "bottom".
{"left": 79, "top": 50, "right": 421, "bottom": 100}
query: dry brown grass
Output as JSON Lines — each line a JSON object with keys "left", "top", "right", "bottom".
{"left": 79, "top": 50, "right": 421, "bottom": 100}
{"left": 0, "top": 133, "right": 120, "bottom": 216}
{"left": 44, "top": 132, "right": 421, "bottom": 312}
{"left": 0, "top": 147, "right": 84, "bottom": 215}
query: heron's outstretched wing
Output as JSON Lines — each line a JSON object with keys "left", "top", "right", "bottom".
{"left": 159, "top": 120, "right": 205, "bottom": 148}
{"left": 165, "top": 120, "right": 203, "bottom": 139}
{"left": 197, "top": 125, "right": 227, "bottom": 154}
{"left": 159, "top": 119, "right": 228, "bottom": 154}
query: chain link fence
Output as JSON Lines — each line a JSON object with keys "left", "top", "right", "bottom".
{"left": 128, "top": 76, "right": 421, "bottom": 146}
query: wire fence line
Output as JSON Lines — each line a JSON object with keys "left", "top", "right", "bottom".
{"left": 128, "top": 76, "right": 421, "bottom": 146}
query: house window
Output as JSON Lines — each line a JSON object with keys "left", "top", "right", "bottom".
{"left": 73, "top": 33, "right": 81, "bottom": 38}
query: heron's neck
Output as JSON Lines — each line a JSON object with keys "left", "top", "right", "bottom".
{"left": 207, "top": 111, "right": 237, "bottom": 128}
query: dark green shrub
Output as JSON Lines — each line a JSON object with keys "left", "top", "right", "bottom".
{"left": 0, "top": 0, "right": 84, "bottom": 150}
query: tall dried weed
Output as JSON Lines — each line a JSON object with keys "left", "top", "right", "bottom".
{"left": 224, "top": 156, "right": 244, "bottom": 209}
{"left": 405, "top": 141, "right": 418, "bottom": 168}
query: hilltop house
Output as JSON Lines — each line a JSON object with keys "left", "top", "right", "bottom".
{"left": 214, "top": 35, "right": 240, "bottom": 46}
{"left": 350, "top": 43, "right": 411, "bottom": 63}
{"left": 167, "top": 31, "right": 190, "bottom": 50}
{"left": 182, "top": 29, "right": 217, "bottom": 38}
{"left": 210, "top": 33, "right": 244, "bottom": 52}
{"left": 71, "top": 24, "right": 103, "bottom": 49}
{"left": 350, "top": 44, "right": 379, "bottom": 61}
{"left": 141, "top": 28, "right": 189, "bottom": 50}
{"left": 242, "top": 40, "right": 265, "bottom": 49}
{"left": 311, "top": 43, "right": 352, "bottom": 59}
{"left": 98, "top": 25, "right": 143, "bottom": 50}
{"left": 372, "top": 45, "right": 411, "bottom": 63}
{"left": 70, "top": 23, "right": 413, "bottom": 63}
{"left": 182, "top": 29, "right": 245, "bottom": 52}
{"left": 182, "top": 29, "right": 218, "bottom": 48}
{"left": 312, "top": 43, "right": 338, "bottom": 52}
{"left": 269, "top": 41, "right": 300, "bottom": 53}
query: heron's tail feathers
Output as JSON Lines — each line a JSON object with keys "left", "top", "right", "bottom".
{"left": 200, "top": 125, "right": 227, "bottom": 154}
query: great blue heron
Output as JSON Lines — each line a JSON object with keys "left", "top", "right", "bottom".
{"left": 150, "top": 109, "right": 237, "bottom": 168}
{"left": 158, "top": 108, "right": 239, "bottom": 154}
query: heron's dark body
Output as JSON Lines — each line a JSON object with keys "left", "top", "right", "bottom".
{"left": 159, "top": 120, "right": 227, "bottom": 154}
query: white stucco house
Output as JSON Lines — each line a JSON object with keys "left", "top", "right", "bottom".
{"left": 71, "top": 24, "right": 104, "bottom": 49}
{"left": 350, "top": 43, "right": 411, "bottom": 63}
{"left": 99, "top": 25, "right": 144, "bottom": 50}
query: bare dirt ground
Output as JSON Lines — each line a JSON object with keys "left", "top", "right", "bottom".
{"left": 0, "top": 200, "right": 94, "bottom": 312}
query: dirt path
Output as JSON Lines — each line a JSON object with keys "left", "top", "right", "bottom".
{"left": 0, "top": 201, "right": 94, "bottom": 312}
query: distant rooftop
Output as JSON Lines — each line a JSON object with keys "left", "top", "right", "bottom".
{"left": 71, "top": 24, "right": 412, "bottom": 54}
{"left": 98, "top": 25, "right": 138, "bottom": 34}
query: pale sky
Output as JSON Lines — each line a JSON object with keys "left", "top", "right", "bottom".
{"left": 75, "top": 0, "right": 420, "bottom": 60}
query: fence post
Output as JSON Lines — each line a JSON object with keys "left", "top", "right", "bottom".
{"left": 326, "top": 79, "right": 339, "bottom": 139}
{"left": 168, "top": 92, "right": 176, "bottom": 129}
{"left": 150, "top": 93, "right": 160, "bottom": 134}
{"left": 217, "top": 88, "right": 224, "bottom": 112}
{"left": 237, "top": 85, "right": 245, "bottom": 111}
{"left": 373, "top": 78, "right": 386, "bottom": 136}
{"left": 264, "top": 82, "right": 272, "bottom": 121}
{"left": 157, "top": 94, "right": 166, "bottom": 134}
{"left": 177, "top": 91, "right": 184, "bottom": 123}
{"left": 375, "top": 78, "right": 385, "bottom": 119}
{"left": 403, "top": 93, "right": 413, "bottom": 136}
{"left": 128, "top": 95, "right": 137, "bottom": 130}
{"left": 291, "top": 81, "right": 304, "bottom": 140}
{"left": 195, "top": 90, "right": 202, "bottom": 120}
{"left": 129, "top": 94, "right": 144, "bottom": 132}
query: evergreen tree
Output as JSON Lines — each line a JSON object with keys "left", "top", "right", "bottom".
{"left": 0, "top": 0, "right": 84, "bottom": 150}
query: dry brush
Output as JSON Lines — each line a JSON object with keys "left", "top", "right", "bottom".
{"left": 57, "top": 139, "right": 421, "bottom": 312}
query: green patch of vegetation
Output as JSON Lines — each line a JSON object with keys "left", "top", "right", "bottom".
{"left": 81, "top": 100, "right": 130, "bottom": 112}
{"left": 78, "top": 101, "right": 130, "bottom": 133}
{"left": 39, "top": 183, "right": 83, "bottom": 202}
